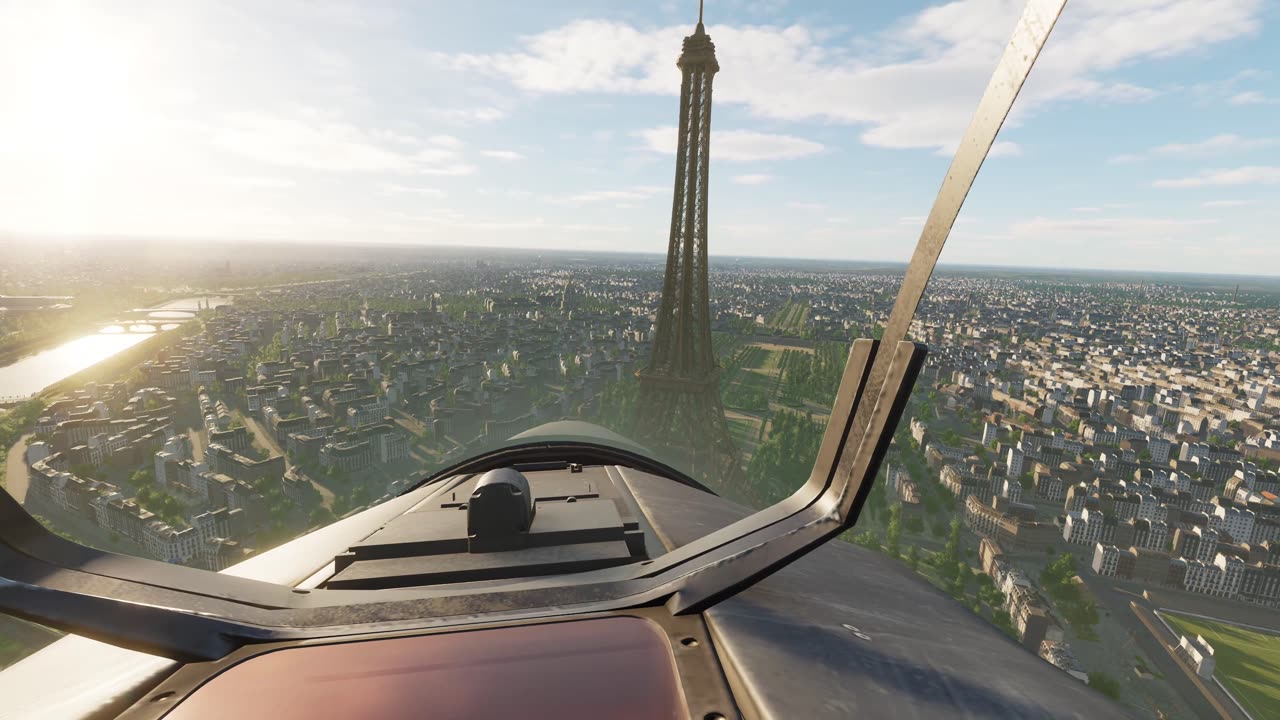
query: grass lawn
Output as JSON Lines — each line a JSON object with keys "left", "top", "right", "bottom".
{"left": 758, "top": 347, "right": 785, "bottom": 371}
{"left": 724, "top": 364, "right": 773, "bottom": 395}
{"left": 1163, "top": 612, "right": 1280, "bottom": 720}
{"left": 740, "top": 345, "right": 780, "bottom": 370}
{"left": 726, "top": 415, "right": 762, "bottom": 448}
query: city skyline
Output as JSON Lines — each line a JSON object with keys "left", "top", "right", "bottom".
{"left": 1, "top": 0, "right": 1277, "bottom": 272}
{"left": 9, "top": 232, "right": 1280, "bottom": 284}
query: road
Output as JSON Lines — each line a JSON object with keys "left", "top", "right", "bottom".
{"left": 240, "top": 412, "right": 335, "bottom": 510}
{"left": 187, "top": 424, "right": 206, "bottom": 462}
{"left": 4, "top": 432, "right": 33, "bottom": 503}
{"left": 240, "top": 413, "right": 284, "bottom": 462}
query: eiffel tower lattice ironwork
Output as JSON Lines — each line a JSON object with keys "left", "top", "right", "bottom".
{"left": 636, "top": 8, "right": 740, "bottom": 484}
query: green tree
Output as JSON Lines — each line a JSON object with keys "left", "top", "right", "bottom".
{"left": 853, "top": 530, "right": 879, "bottom": 551}
{"left": 352, "top": 483, "right": 371, "bottom": 507}
{"left": 906, "top": 544, "right": 920, "bottom": 572}
{"left": 949, "top": 561, "right": 970, "bottom": 598}
{"left": 0, "top": 398, "right": 47, "bottom": 487}
{"left": 991, "top": 611, "right": 1017, "bottom": 640}
{"left": 979, "top": 584, "right": 1006, "bottom": 609}
{"left": 309, "top": 505, "right": 335, "bottom": 526}
{"left": 744, "top": 409, "right": 824, "bottom": 507}
{"left": 1087, "top": 672, "right": 1121, "bottom": 700}
{"left": 1041, "top": 553, "right": 1077, "bottom": 586}
{"left": 943, "top": 517, "right": 963, "bottom": 566}
{"left": 885, "top": 504, "right": 902, "bottom": 558}
{"left": 924, "top": 495, "right": 941, "bottom": 516}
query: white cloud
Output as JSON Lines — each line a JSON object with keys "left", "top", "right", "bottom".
{"left": 719, "top": 222, "right": 781, "bottom": 240}
{"left": 215, "top": 176, "right": 296, "bottom": 189}
{"left": 636, "top": 127, "right": 823, "bottom": 161}
{"left": 1153, "top": 166, "right": 1280, "bottom": 188}
{"left": 417, "top": 164, "right": 476, "bottom": 176}
{"left": 429, "top": 106, "right": 507, "bottom": 123}
{"left": 429, "top": 134, "right": 464, "bottom": 149}
{"left": 550, "top": 185, "right": 666, "bottom": 205}
{"left": 732, "top": 173, "right": 775, "bottom": 185}
{"left": 988, "top": 142, "right": 1023, "bottom": 157}
{"left": 481, "top": 150, "right": 525, "bottom": 160}
{"left": 393, "top": 210, "right": 623, "bottom": 233}
{"left": 1200, "top": 199, "right": 1253, "bottom": 208}
{"left": 1089, "top": 82, "right": 1161, "bottom": 103}
{"left": 215, "top": 112, "right": 415, "bottom": 172}
{"left": 1107, "top": 134, "right": 1274, "bottom": 165}
{"left": 788, "top": 201, "right": 826, "bottom": 210}
{"left": 1010, "top": 216, "right": 1212, "bottom": 236}
{"left": 214, "top": 111, "right": 475, "bottom": 175}
{"left": 438, "top": 0, "right": 1262, "bottom": 153}
{"left": 380, "top": 183, "right": 445, "bottom": 196}
{"left": 1229, "top": 90, "right": 1267, "bottom": 105}
{"left": 1107, "top": 153, "right": 1142, "bottom": 164}
{"left": 934, "top": 140, "right": 1021, "bottom": 157}
{"left": 1151, "top": 133, "right": 1275, "bottom": 156}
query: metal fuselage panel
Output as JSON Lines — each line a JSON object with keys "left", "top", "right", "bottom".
{"left": 618, "top": 470, "right": 1134, "bottom": 720}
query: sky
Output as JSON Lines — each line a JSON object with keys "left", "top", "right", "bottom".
{"left": 0, "top": 0, "right": 1277, "bottom": 273}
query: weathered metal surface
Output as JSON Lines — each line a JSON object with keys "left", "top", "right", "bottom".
{"left": 625, "top": 469, "right": 1131, "bottom": 719}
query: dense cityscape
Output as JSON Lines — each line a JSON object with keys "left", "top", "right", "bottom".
{"left": 1, "top": 246, "right": 1279, "bottom": 717}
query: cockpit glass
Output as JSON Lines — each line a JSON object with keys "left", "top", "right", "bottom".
{"left": 2, "top": 3, "right": 1278, "bottom": 716}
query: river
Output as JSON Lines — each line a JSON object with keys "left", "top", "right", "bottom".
{"left": 0, "top": 296, "right": 231, "bottom": 400}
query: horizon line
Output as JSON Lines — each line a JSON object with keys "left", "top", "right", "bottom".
{"left": 2, "top": 231, "right": 1278, "bottom": 281}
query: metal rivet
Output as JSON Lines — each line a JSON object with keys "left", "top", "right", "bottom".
{"left": 681, "top": 637, "right": 699, "bottom": 647}
{"left": 150, "top": 691, "right": 176, "bottom": 703}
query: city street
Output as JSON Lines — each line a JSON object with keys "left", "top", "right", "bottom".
{"left": 241, "top": 412, "right": 336, "bottom": 510}
{"left": 4, "top": 433, "right": 32, "bottom": 503}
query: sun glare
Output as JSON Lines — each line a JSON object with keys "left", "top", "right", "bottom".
{"left": 7, "top": 3, "right": 146, "bottom": 232}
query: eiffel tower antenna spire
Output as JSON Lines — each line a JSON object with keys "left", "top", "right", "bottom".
{"left": 698, "top": 0, "right": 704, "bottom": 25}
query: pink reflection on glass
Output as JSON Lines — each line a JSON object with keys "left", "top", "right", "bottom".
{"left": 166, "top": 617, "right": 683, "bottom": 720}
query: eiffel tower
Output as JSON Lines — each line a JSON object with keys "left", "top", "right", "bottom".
{"left": 636, "top": 3, "right": 740, "bottom": 486}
